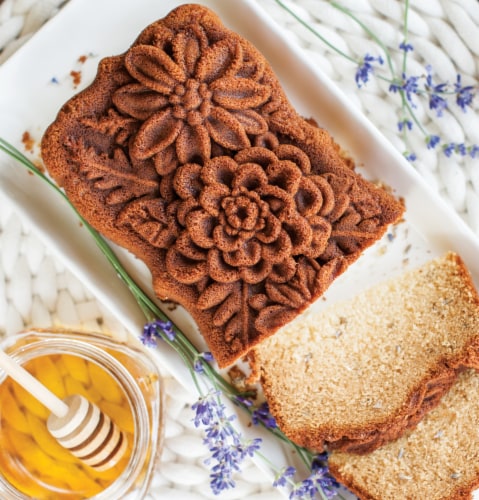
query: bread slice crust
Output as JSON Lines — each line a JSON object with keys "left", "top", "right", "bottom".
{"left": 329, "top": 369, "right": 479, "bottom": 500}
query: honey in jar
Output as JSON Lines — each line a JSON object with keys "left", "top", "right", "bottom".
{"left": 0, "top": 330, "right": 163, "bottom": 499}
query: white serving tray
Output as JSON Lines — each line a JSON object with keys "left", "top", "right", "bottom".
{"left": 1, "top": 0, "right": 478, "bottom": 496}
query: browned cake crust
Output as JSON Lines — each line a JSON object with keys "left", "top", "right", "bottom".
{"left": 41, "top": 4, "right": 403, "bottom": 367}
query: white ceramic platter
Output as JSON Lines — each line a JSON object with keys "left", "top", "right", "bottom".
{"left": 1, "top": 0, "right": 478, "bottom": 496}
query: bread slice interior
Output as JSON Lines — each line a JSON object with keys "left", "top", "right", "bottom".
{"left": 251, "top": 251, "right": 479, "bottom": 452}
{"left": 329, "top": 368, "right": 479, "bottom": 500}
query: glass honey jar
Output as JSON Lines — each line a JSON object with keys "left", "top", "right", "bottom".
{"left": 0, "top": 329, "right": 164, "bottom": 499}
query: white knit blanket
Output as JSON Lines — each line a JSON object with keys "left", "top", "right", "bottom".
{"left": 0, "top": 1, "right": 478, "bottom": 498}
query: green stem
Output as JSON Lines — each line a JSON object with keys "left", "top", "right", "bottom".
{"left": 401, "top": 0, "right": 410, "bottom": 75}
{"left": 330, "top": 1, "right": 395, "bottom": 78}
{"left": 273, "top": 0, "right": 356, "bottom": 63}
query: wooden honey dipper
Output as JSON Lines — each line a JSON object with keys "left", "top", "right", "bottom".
{"left": 0, "top": 348, "right": 127, "bottom": 471}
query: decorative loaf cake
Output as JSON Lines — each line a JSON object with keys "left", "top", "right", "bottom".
{"left": 251, "top": 252, "right": 479, "bottom": 452}
{"left": 329, "top": 369, "right": 479, "bottom": 500}
{"left": 41, "top": 4, "right": 403, "bottom": 367}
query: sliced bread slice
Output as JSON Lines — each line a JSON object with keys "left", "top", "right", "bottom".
{"left": 251, "top": 251, "right": 479, "bottom": 453}
{"left": 329, "top": 368, "right": 479, "bottom": 500}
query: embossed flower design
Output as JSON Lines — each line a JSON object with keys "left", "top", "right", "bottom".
{"left": 165, "top": 145, "right": 336, "bottom": 287}
{"left": 43, "top": 2, "right": 403, "bottom": 368}
{"left": 112, "top": 25, "right": 271, "bottom": 172}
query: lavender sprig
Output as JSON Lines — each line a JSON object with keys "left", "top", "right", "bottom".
{"left": 251, "top": 401, "right": 277, "bottom": 429}
{"left": 274, "top": 0, "right": 479, "bottom": 162}
{"left": 355, "top": 54, "right": 383, "bottom": 88}
{"left": 142, "top": 317, "right": 342, "bottom": 497}
{"left": 273, "top": 453, "right": 340, "bottom": 499}
{"left": 192, "top": 389, "right": 262, "bottom": 494}
{"left": 192, "top": 389, "right": 341, "bottom": 498}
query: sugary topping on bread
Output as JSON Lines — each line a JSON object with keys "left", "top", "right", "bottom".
{"left": 41, "top": 4, "right": 403, "bottom": 367}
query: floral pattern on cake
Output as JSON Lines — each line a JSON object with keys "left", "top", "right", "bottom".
{"left": 117, "top": 144, "right": 378, "bottom": 344}
{"left": 111, "top": 24, "right": 271, "bottom": 173}
{"left": 42, "top": 4, "right": 403, "bottom": 366}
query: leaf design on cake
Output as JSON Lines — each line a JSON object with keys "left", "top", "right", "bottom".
{"left": 70, "top": 141, "right": 158, "bottom": 205}
{"left": 117, "top": 198, "right": 181, "bottom": 248}
{"left": 80, "top": 109, "right": 138, "bottom": 146}
{"left": 111, "top": 24, "right": 270, "bottom": 169}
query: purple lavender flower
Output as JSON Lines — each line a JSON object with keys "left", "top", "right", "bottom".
{"left": 398, "top": 119, "right": 413, "bottom": 132}
{"left": 355, "top": 54, "right": 384, "bottom": 88}
{"left": 192, "top": 390, "right": 224, "bottom": 427}
{"left": 310, "top": 453, "right": 340, "bottom": 499}
{"left": 388, "top": 80, "right": 401, "bottom": 94}
{"left": 251, "top": 401, "right": 277, "bottom": 429}
{"left": 310, "top": 464, "right": 341, "bottom": 499}
{"left": 208, "top": 434, "right": 261, "bottom": 495}
{"left": 140, "top": 319, "right": 175, "bottom": 345}
{"left": 458, "top": 143, "right": 467, "bottom": 156}
{"left": 210, "top": 472, "right": 235, "bottom": 494}
{"left": 194, "top": 351, "right": 214, "bottom": 373}
{"left": 203, "top": 351, "right": 214, "bottom": 362}
{"left": 289, "top": 470, "right": 338, "bottom": 500}
{"left": 234, "top": 395, "right": 253, "bottom": 407}
{"left": 290, "top": 477, "right": 316, "bottom": 499}
{"left": 238, "top": 438, "right": 262, "bottom": 459}
{"left": 209, "top": 442, "right": 241, "bottom": 467}
{"left": 204, "top": 418, "right": 236, "bottom": 442}
{"left": 399, "top": 41, "right": 414, "bottom": 52}
{"left": 193, "top": 360, "right": 204, "bottom": 373}
{"left": 404, "top": 151, "right": 417, "bottom": 162}
{"left": 425, "top": 65, "right": 449, "bottom": 116}
{"left": 443, "top": 142, "right": 456, "bottom": 157}
{"left": 426, "top": 135, "right": 441, "bottom": 149}
{"left": 140, "top": 322, "right": 159, "bottom": 347}
{"left": 158, "top": 319, "right": 176, "bottom": 340}
{"left": 273, "top": 466, "right": 296, "bottom": 488}
{"left": 454, "top": 74, "right": 475, "bottom": 112}
{"left": 192, "top": 389, "right": 263, "bottom": 495}
{"left": 428, "top": 93, "right": 448, "bottom": 116}
{"left": 390, "top": 73, "right": 420, "bottom": 106}
{"left": 469, "top": 145, "right": 479, "bottom": 158}
{"left": 389, "top": 73, "right": 420, "bottom": 107}
{"left": 273, "top": 455, "right": 339, "bottom": 499}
